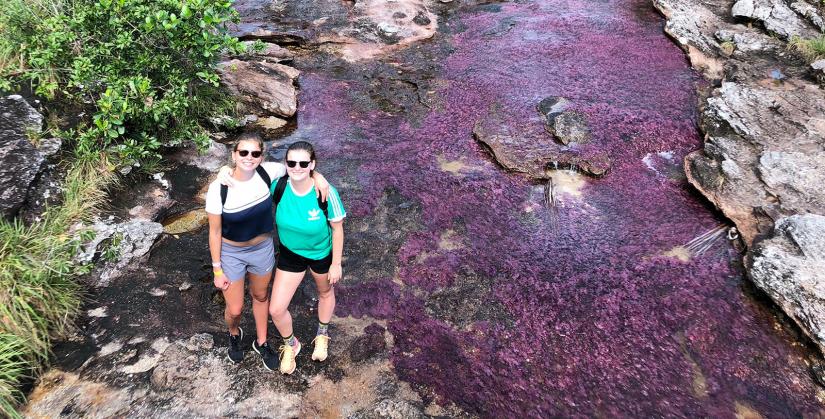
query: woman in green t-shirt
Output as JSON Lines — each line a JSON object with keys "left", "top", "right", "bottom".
{"left": 268, "top": 141, "right": 346, "bottom": 374}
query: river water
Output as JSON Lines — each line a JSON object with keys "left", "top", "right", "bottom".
{"left": 242, "top": 0, "right": 823, "bottom": 416}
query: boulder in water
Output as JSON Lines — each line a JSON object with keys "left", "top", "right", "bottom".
{"left": 750, "top": 214, "right": 825, "bottom": 354}
{"left": 218, "top": 59, "right": 300, "bottom": 118}
{"left": 474, "top": 105, "right": 609, "bottom": 178}
{"left": 537, "top": 96, "right": 592, "bottom": 145}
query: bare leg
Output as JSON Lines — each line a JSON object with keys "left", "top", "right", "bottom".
{"left": 248, "top": 270, "right": 272, "bottom": 345}
{"left": 268, "top": 269, "right": 305, "bottom": 339}
{"left": 310, "top": 269, "right": 335, "bottom": 324}
{"left": 222, "top": 277, "right": 245, "bottom": 335}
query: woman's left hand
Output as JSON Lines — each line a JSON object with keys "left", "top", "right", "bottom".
{"left": 328, "top": 263, "right": 342, "bottom": 284}
{"left": 313, "top": 172, "right": 330, "bottom": 202}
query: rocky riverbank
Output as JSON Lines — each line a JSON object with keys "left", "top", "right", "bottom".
{"left": 11, "top": 0, "right": 825, "bottom": 416}
{"left": 653, "top": 0, "right": 825, "bottom": 354}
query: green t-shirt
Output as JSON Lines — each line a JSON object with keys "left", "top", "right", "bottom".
{"left": 273, "top": 179, "right": 346, "bottom": 260}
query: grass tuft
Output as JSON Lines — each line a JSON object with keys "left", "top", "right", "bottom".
{"left": 789, "top": 35, "right": 825, "bottom": 63}
{"left": 0, "top": 153, "right": 114, "bottom": 418}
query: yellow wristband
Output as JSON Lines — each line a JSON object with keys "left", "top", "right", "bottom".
{"left": 213, "top": 269, "right": 224, "bottom": 276}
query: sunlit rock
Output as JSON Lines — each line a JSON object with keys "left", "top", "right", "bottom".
{"left": 162, "top": 209, "right": 209, "bottom": 235}
{"left": 218, "top": 59, "right": 300, "bottom": 118}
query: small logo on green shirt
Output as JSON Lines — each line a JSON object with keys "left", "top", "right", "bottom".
{"left": 308, "top": 208, "right": 321, "bottom": 221}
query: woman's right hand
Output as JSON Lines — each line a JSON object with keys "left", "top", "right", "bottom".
{"left": 217, "top": 165, "right": 234, "bottom": 187}
{"left": 214, "top": 271, "right": 230, "bottom": 290}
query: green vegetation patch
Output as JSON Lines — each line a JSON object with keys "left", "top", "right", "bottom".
{"left": 789, "top": 35, "right": 825, "bottom": 63}
{"left": 0, "top": 156, "right": 113, "bottom": 418}
{"left": 0, "top": 0, "right": 246, "bottom": 166}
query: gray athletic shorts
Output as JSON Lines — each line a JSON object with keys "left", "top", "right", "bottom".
{"left": 220, "top": 239, "right": 276, "bottom": 282}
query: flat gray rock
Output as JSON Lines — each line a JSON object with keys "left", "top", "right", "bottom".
{"left": 731, "top": 0, "right": 819, "bottom": 40}
{"left": 750, "top": 214, "right": 825, "bottom": 353}
{"left": 686, "top": 81, "right": 825, "bottom": 245}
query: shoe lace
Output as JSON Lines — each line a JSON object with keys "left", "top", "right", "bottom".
{"left": 278, "top": 343, "right": 294, "bottom": 360}
{"left": 312, "top": 335, "right": 329, "bottom": 348}
{"left": 230, "top": 334, "right": 241, "bottom": 350}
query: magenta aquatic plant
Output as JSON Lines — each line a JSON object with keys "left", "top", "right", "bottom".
{"left": 271, "top": 0, "right": 823, "bottom": 415}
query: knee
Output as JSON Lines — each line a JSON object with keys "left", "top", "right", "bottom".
{"left": 250, "top": 290, "right": 269, "bottom": 303}
{"left": 317, "top": 285, "right": 335, "bottom": 299}
{"left": 269, "top": 303, "right": 287, "bottom": 319}
{"left": 226, "top": 304, "right": 243, "bottom": 318}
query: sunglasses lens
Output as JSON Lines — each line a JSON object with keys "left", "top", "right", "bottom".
{"left": 237, "top": 150, "right": 262, "bottom": 158}
{"left": 287, "top": 160, "right": 311, "bottom": 168}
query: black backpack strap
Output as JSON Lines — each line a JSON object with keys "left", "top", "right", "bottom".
{"left": 220, "top": 184, "right": 228, "bottom": 206}
{"left": 271, "top": 176, "right": 289, "bottom": 207}
{"left": 317, "top": 196, "right": 329, "bottom": 220}
{"left": 256, "top": 165, "right": 272, "bottom": 189}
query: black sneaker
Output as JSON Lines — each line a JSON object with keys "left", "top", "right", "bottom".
{"left": 252, "top": 340, "right": 279, "bottom": 372}
{"left": 227, "top": 327, "right": 244, "bottom": 363}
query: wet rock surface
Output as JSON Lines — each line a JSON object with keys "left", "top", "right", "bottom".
{"left": 0, "top": 95, "right": 46, "bottom": 219}
{"left": 750, "top": 214, "right": 825, "bottom": 354}
{"left": 473, "top": 103, "right": 610, "bottom": 177}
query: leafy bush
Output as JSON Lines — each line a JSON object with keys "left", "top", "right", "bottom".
{"left": 0, "top": 0, "right": 246, "bottom": 165}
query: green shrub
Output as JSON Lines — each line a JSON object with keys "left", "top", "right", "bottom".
{"left": 0, "top": 0, "right": 245, "bottom": 165}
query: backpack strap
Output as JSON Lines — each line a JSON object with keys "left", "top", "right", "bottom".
{"left": 271, "top": 175, "right": 289, "bottom": 207}
{"left": 221, "top": 165, "right": 272, "bottom": 209}
{"left": 317, "top": 195, "right": 329, "bottom": 221}
{"left": 256, "top": 165, "right": 272, "bottom": 190}
{"left": 271, "top": 176, "right": 330, "bottom": 222}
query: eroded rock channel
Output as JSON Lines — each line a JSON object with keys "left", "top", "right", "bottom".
{"left": 23, "top": 0, "right": 825, "bottom": 417}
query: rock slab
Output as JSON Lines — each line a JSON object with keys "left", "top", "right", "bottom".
{"left": 218, "top": 59, "right": 300, "bottom": 118}
{"left": 750, "top": 214, "right": 825, "bottom": 354}
{"left": 0, "top": 95, "right": 45, "bottom": 218}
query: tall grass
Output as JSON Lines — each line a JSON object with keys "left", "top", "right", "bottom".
{"left": 0, "top": 154, "right": 113, "bottom": 418}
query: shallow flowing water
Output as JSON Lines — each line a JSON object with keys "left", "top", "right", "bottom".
{"left": 237, "top": 0, "right": 825, "bottom": 416}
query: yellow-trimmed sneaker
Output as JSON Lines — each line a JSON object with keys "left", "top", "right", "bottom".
{"left": 278, "top": 339, "right": 301, "bottom": 374}
{"left": 311, "top": 335, "right": 329, "bottom": 362}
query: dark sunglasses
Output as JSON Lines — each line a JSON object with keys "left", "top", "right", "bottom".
{"left": 237, "top": 149, "right": 262, "bottom": 158}
{"left": 286, "top": 160, "right": 311, "bottom": 168}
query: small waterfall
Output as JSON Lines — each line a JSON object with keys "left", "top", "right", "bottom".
{"left": 684, "top": 224, "right": 729, "bottom": 256}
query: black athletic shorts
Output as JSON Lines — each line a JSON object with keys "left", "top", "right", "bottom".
{"left": 277, "top": 244, "right": 332, "bottom": 274}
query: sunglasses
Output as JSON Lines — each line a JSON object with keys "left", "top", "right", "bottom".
{"left": 236, "top": 149, "right": 262, "bottom": 158}
{"left": 286, "top": 160, "right": 311, "bottom": 168}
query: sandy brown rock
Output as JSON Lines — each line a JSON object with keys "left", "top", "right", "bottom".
{"left": 473, "top": 105, "right": 609, "bottom": 178}
{"left": 218, "top": 59, "right": 300, "bottom": 118}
